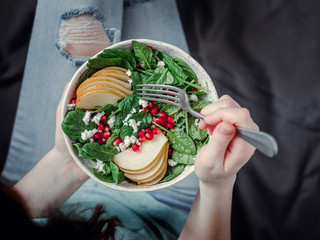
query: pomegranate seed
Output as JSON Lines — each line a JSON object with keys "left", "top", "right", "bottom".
{"left": 162, "top": 117, "right": 167, "bottom": 124}
{"left": 95, "top": 138, "right": 102, "bottom": 145}
{"left": 143, "top": 107, "right": 149, "bottom": 111}
{"left": 146, "top": 128, "right": 152, "bottom": 134}
{"left": 136, "top": 63, "right": 141, "bottom": 68}
{"left": 167, "top": 116, "right": 175, "bottom": 124}
{"left": 148, "top": 102, "right": 154, "bottom": 108}
{"left": 70, "top": 98, "right": 77, "bottom": 104}
{"left": 145, "top": 132, "right": 154, "bottom": 140}
{"left": 101, "top": 138, "right": 108, "bottom": 144}
{"left": 97, "top": 123, "right": 105, "bottom": 131}
{"left": 101, "top": 131, "right": 111, "bottom": 139}
{"left": 93, "top": 133, "right": 100, "bottom": 140}
{"left": 113, "top": 138, "right": 123, "bottom": 146}
{"left": 168, "top": 148, "right": 173, "bottom": 156}
{"left": 146, "top": 45, "right": 153, "bottom": 51}
{"left": 100, "top": 115, "right": 107, "bottom": 123}
{"left": 165, "top": 123, "right": 174, "bottom": 129}
{"left": 159, "top": 112, "right": 168, "bottom": 118}
{"left": 197, "top": 110, "right": 201, "bottom": 113}
{"left": 104, "top": 126, "right": 110, "bottom": 132}
{"left": 150, "top": 107, "right": 158, "bottom": 115}
{"left": 192, "top": 88, "right": 198, "bottom": 92}
{"left": 138, "top": 129, "right": 146, "bottom": 138}
{"left": 132, "top": 143, "right": 140, "bottom": 152}
{"left": 154, "top": 117, "right": 164, "bottom": 125}
{"left": 138, "top": 136, "right": 146, "bottom": 143}
{"left": 152, "top": 128, "right": 161, "bottom": 135}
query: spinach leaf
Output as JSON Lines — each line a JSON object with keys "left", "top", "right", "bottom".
{"left": 120, "top": 111, "right": 152, "bottom": 139}
{"left": 172, "top": 56, "right": 198, "bottom": 82}
{"left": 90, "top": 104, "right": 118, "bottom": 115}
{"left": 167, "top": 128, "right": 196, "bottom": 155}
{"left": 188, "top": 116, "right": 208, "bottom": 141}
{"left": 87, "top": 58, "right": 133, "bottom": 70}
{"left": 145, "top": 69, "right": 168, "bottom": 85}
{"left": 160, "top": 104, "right": 181, "bottom": 116}
{"left": 190, "top": 100, "right": 212, "bottom": 110}
{"left": 155, "top": 66, "right": 174, "bottom": 84}
{"left": 132, "top": 40, "right": 156, "bottom": 70}
{"left": 110, "top": 162, "right": 125, "bottom": 184}
{"left": 78, "top": 68, "right": 97, "bottom": 86}
{"left": 172, "top": 150, "right": 195, "bottom": 165}
{"left": 91, "top": 168, "right": 114, "bottom": 183}
{"left": 186, "top": 90, "right": 207, "bottom": 96}
{"left": 61, "top": 109, "right": 96, "bottom": 141}
{"left": 115, "top": 95, "right": 140, "bottom": 127}
{"left": 82, "top": 142, "right": 118, "bottom": 161}
{"left": 160, "top": 164, "right": 185, "bottom": 183}
{"left": 73, "top": 143, "right": 94, "bottom": 159}
{"left": 160, "top": 52, "right": 188, "bottom": 81}
{"left": 131, "top": 71, "right": 141, "bottom": 93}
{"left": 98, "top": 49, "right": 136, "bottom": 68}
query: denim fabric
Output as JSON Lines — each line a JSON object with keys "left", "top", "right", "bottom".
{"left": 1, "top": 0, "right": 198, "bottom": 214}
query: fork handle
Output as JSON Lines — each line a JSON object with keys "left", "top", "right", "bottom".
{"left": 193, "top": 110, "right": 278, "bottom": 157}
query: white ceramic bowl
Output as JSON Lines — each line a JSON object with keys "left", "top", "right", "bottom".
{"left": 62, "top": 39, "right": 218, "bottom": 192}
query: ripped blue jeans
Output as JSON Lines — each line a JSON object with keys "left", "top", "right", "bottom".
{"left": 1, "top": 0, "right": 197, "bottom": 214}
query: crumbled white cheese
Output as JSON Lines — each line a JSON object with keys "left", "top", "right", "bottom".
{"left": 91, "top": 111, "right": 105, "bottom": 125}
{"left": 67, "top": 103, "right": 76, "bottom": 111}
{"left": 189, "top": 94, "right": 198, "bottom": 102}
{"left": 82, "top": 111, "right": 91, "bottom": 126}
{"left": 126, "top": 69, "right": 132, "bottom": 76}
{"left": 194, "top": 119, "right": 199, "bottom": 126}
{"left": 168, "top": 159, "right": 177, "bottom": 167}
{"left": 139, "top": 99, "right": 148, "bottom": 108}
{"left": 124, "top": 114, "right": 132, "bottom": 122}
{"left": 157, "top": 61, "right": 165, "bottom": 67}
{"left": 129, "top": 119, "right": 138, "bottom": 133}
{"left": 131, "top": 108, "right": 137, "bottom": 114}
{"left": 124, "top": 136, "right": 132, "bottom": 147}
{"left": 130, "top": 136, "right": 138, "bottom": 145}
{"left": 128, "top": 78, "right": 132, "bottom": 84}
{"left": 81, "top": 129, "right": 98, "bottom": 141}
{"left": 107, "top": 115, "right": 116, "bottom": 127}
{"left": 96, "top": 160, "right": 106, "bottom": 173}
{"left": 119, "top": 142, "right": 127, "bottom": 152}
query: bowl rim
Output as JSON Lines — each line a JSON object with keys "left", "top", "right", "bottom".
{"left": 61, "top": 39, "right": 218, "bottom": 192}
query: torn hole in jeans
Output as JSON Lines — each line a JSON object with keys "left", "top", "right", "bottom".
{"left": 57, "top": 10, "right": 118, "bottom": 66}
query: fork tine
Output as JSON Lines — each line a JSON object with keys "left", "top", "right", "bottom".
{"left": 138, "top": 97, "right": 180, "bottom": 107}
{"left": 136, "top": 92, "right": 179, "bottom": 101}
{"left": 137, "top": 84, "right": 181, "bottom": 92}
{"left": 136, "top": 88, "right": 179, "bottom": 96}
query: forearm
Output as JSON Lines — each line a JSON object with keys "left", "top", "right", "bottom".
{"left": 12, "top": 147, "right": 89, "bottom": 218}
{"left": 179, "top": 177, "right": 236, "bottom": 240}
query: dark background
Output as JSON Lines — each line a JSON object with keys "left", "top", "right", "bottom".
{"left": 1, "top": 0, "right": 320, "bottom": 239}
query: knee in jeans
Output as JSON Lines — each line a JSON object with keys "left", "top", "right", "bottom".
{"left": 57, "top": 7, "right": 119, "bottom": 65}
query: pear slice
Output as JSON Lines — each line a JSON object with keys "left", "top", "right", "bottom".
{"left": 103, "top": 66, "right": 128, "bottom": 73}
{"left": 124, "top": 143, "right": 169, "bottom": 183}
{"left": 118, "top": 143, "right": 166, "bottom": 175}
{"left": 77, "top": 83, "right": 132, "bottom": 98}
{"left": 77, "top": 76, "right": 132, "bottom": 95}
{"left": 91, "top": 69, "right": 131, "bottom": 82}
{"left": 113, "top": 132, "right": 168, "bottom": 172}
{"left": 76, "top": 89, "right": 122, "bottom": 109}
{"left": 124, "top": 143, "right": 168, "bottom": 182}
{"left": 77, "top": 77, "right": 132, "bottom": 96}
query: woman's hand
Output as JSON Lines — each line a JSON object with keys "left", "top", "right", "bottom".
{"left": 196, "top": 95, "right": 258, "bottom": 187}
{"left": 13, "top": 83, "right": 89, "bottom": 218}
{"left": 180, "top": 95, "right": 258, "bottom": 240}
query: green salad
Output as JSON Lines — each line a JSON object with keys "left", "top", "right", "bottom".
{"left": 62, "top": 40, "right": 211, "bottom": 185}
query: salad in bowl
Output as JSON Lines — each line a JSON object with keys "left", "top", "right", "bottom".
{"left": 61, "top": 39, "right": 218, "bottom": 191}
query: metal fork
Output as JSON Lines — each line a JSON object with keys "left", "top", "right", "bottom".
{"left": 136, "top": 84, "right": 278, "bottom": 158}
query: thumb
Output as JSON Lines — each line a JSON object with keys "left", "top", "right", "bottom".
{"left": 206, "top": 122, "right": 236, "bottom": 168}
